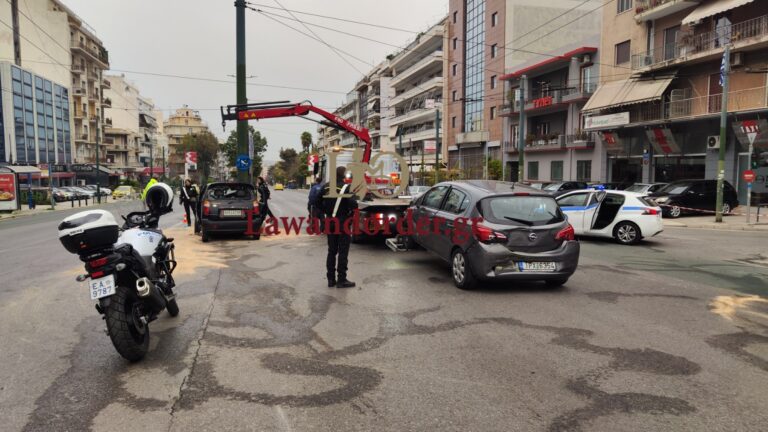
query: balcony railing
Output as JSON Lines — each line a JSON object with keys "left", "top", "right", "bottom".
{"left": 634, "top": 0, "right": 700, "bottom": 22}
{"left": 524, "top": 135, "right": 566, "bottom": 152}
{"left": 632, "top": 14, "right": 768, "bottom": 70}
{"left": 603, "top": 86, "right": 768, "bottom": 124}
{"left": 102, "top": 79, "right": 111, "bottom": 89}
{"left": 566, "top": 133, "right": 596, "bottom": 148}
{"left": 102, "top": 97, "right": 112, "bottom": 108}
{"left": 72, "top": 41, "right": 109, "bottom": 65}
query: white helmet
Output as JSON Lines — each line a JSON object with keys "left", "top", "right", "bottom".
{"left": 145, "top": 182, "right": 174, "bottom": 214}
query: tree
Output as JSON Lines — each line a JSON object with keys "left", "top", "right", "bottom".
{"left": 278, "top": 147, "right": 299, "bottom": 182}
{"left": 222, "top": 126, "right": 268, "bottom": 179}
{"left": 268, "top": 163, "right": 286, "bottom": 184}
{"left": 300, "top": 131, "right": 313, "bottom": 153}
{"left": 179, "top": 131, "right": 219, "bottom": 183}
{"left": 487, "top": 158, "right": 503, "bottom": 181}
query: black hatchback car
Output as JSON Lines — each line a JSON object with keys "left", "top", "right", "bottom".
{"left": 409, "top": 181, "right": 580, "bottom": 290}
{"left": 542, "top": 181, "right": 589, "bottom": 197}
{"left": 649, "top": 179, "right": 739, "bottom": 218}
{"left": 195, "top": 182, "right": 263, "bottom": 242}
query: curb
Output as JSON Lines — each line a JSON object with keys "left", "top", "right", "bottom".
{"left": 665, "top": 222, "right": 768, "bottom": 232}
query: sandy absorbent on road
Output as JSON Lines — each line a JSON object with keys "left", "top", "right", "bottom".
{"left": 709, "top": 295, "right": 768, "bottom": 323}
{"left": 163, "top": 227, "right": 230, "bottom": 276}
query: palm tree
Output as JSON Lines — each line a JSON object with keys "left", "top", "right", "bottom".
{"left": 300, "top": 131, "right": 313, "bottom": 153}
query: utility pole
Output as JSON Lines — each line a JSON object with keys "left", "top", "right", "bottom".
{"left": 435, "top": 108, "right": 440, "bottom": 184}
{"left": 149, "top": 141, "right": 154, "bottom": 180}
{"left": 162, "top": 147, "right": 166, "bottom": 181}
{"left": 235, "top": 0, "right": 249, "bottom": 183}
{"left": 517, "top": 75, "right": 527, "bottom": 182}
{"left": 715, "top": 46, "right": 730, "bottom": 223}
{"left": 747, "top": 140, "right": 753, "bottom": 223}
{"left": 95, "top": 116, "right": 101, "bottom": 203}
{"left": 11, "top": 0, "right": 21, "bottom": 66}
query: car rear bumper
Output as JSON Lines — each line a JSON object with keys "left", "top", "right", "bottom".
{"left": 467, "top": 240, "right": 580, "bottom": 281}
{"left": 202, "top": 217, "right": 262, "bottom": 233}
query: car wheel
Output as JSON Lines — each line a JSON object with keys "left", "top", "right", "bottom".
{"left": 614, "top": 221, "right": 641, "bottom": 245}
{"left": 722, "top": 202, "right": 732, "bottom": 215}
{"left": 545, "top": 278, "right": 568, "bottom": 288}
{"left": 201, "top": 226, "right": 210, "bottom": 243}
{"left": 668, "top": 205, "right": 681, "bottom": 218}
{"left": 451, "top": 249, "right": 477, "bottom": 290}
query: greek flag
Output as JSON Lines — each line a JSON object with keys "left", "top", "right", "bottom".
{"left": 719, "top": 51, "right": 727, "bottom": 87}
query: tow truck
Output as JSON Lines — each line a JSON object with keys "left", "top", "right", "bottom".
{"left": 221, "top": 100, "right": 413, "bottom": 242}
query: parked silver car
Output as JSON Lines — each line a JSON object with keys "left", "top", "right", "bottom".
{"left": 409, "top": 181, "right": 580, "bottom": 290}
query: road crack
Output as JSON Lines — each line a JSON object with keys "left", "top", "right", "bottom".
{"left": 167, "top": 267, "right": 223, "bottom": 431}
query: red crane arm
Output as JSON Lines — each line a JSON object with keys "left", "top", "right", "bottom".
{"left": 232, "top": 102, "right": 372, "bottom": 163}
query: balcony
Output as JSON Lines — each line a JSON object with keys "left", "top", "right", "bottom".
{"left": 634, "top": 0, "right": 700, "bottom": 23}
{"left": 102, "top": 97, "right": 112, "bottom": 108}
{"left": 390, "top": 107, "right": 438, "bottom": 126}
{"left": 71, "top": 64, "right": 85, "bottom": 74}
{"left": 561, "top": 81, "right": 597, "bottom": 103}
{"left": 524, "top": 135, "right": 566, "bottom": 152}
{"left": 632, "top": 14, "right": 768, "bottom": 71}
{"left": 524, "top": 91, "right": 565, "bottom": 113}
{"left": 104, "top": 137, "right": 115, "bottom": 145}
{"left": 102, "top": 79, "right": 111, "bottom": 89}
{"left": 566, "top": 133, "right": 596, "bottom": 149}
{"left": 600, "top": 86, "right": 768, "bottom": 125}
{"left": 72, "top": 86, "right": 85, "bottom": 97}
{"left": 390, "top": 76, "right": 443, "bottom": 106}
{"left": 105, "top": 117, "right": 113, "bottom": 126}
{"left": 73, "top": 110, "right": 86, "bottom": 119}
{"left": 402, "top": 127, "right": 437, "bottom": 143}
{"left": 71, "top": 41, "right": 109, "bottom": 67}
{"left": 390, "top": 53, "right": 443, "bottom": 87}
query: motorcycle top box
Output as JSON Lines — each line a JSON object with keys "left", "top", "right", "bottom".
{"left": 58, "top": 209, "right": 119, "bottom": 254}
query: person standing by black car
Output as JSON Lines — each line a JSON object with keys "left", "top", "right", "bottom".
{"left": 316, "top": 166, "right": 357, "bottom": 288}
{"left": 256, "top": 176, "right": 275, "bottom": 220}
{"left": 179, "top": 179, "right": 198, "bottom": 227}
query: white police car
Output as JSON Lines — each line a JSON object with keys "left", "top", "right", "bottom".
{"left": 556, "top": 189, "right": 663, "bottom": 245}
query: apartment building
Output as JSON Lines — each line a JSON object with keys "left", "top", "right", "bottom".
{"left": 103, "top": 74, "right": 140, "bottom": 174}
{"left": 164, "top": 106, "right": 210, "bottom": 178}
{"left": 447, "top": 0, "right": 603, "bottom": 180}
{"left": 584, "top": 0, "right": 768, "bottom": 203}
{"left": 356, "top": 62, "right": 395, "bottom": 152}
{"left": 501, "top": 39, "right": 605, "bottom": 183}
{"left": 63, "top": 2, "right": 110, "bottom": 166}
{"left": 388, "top": 19, "right": 446, "bottom": 175}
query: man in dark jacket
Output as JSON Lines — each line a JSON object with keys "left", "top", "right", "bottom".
{"left": 256, "top": 176, "right": 275, "bottom": 219}
{"left": 307, "top": 176, "right": 325, "bottom": 220}
{"left": 316, "top": 166, "right": 357, "bottom": 288}
{"left": 179, "top": 179, "right": 198, "bottom": 227}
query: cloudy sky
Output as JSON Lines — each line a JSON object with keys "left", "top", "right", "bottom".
{"left": 61, "top": 0, "right": 448, "bottom": 162}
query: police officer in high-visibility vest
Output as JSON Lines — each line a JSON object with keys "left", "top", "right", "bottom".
{"left": 316, "top": 166, "right": 357, "bottom": 288}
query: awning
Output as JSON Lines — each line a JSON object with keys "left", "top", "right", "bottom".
{"left": 682, "top": 0, "right": 755, "bottom": 25}
{"left": 4, "top": 165, "right": 41, "bottom": 174}
{"left": 583, "top": 77, "right": 675, "bottom": 113}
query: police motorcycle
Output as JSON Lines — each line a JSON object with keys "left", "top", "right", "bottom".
{"left": 57, "top": 183, "right": 179, "bottom": 362}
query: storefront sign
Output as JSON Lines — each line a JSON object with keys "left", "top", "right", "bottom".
{"left": 70, "top": 164, "right": 93, "bottom": 173}
{"left": 753, "top": 167, "right": 768, "bottom": 194}
{"left": 646, "top": 128, "right": 680, "bottom": 155}
{"left": 598, "top": 131, "right": 624, "bottom": 154}
{"left": 584, "top": 112, "right": 630, "bottom": 130}
{"left": 0, "top": 173, "right": 19, "bottom": 211}
{"left": 51, "top": 164, "right": 68, "bottom": 173}
{"left": 733, "top": 119, "right": 768, "bottom": 150}
{"left": 532, "top": 96, "right": 553, "bottom": 109}
{"left": 423, "top": 140, "right": 436, "bottom": 153}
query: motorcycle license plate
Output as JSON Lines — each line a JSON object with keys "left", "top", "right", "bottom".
{"left": 518, "top": 262, "right": 556, "bottom": 272}
{"left": 89, "top": 274, "right": 116, "bottom": 300}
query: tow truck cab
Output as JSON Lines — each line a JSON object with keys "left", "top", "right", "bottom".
{"left": 315, "top": 148, "right": 411, "bottom": 241}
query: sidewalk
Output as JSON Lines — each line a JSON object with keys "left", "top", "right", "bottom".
{"left": 664, "top": 206, "right": 768, "bottom": 232}
{"left": 0, "top": 198, "right": 131, "bottom": 221}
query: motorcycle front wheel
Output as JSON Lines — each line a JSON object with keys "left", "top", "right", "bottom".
{"left": 104, "top": 284, "right": 149, "bottom": 362}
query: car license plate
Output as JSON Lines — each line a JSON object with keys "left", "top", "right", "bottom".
{"left": 221, "top": 209, "right": 243, "bottom": 217}
{"left": 518, "top": 261, "right": 557, "bottom": 272}
{"left": 89, "top": 274, "right": 116, "bottom": 300}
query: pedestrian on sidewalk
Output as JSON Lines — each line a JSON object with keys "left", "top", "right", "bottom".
{"left": 316, "top": 166, "right": 357, "bottom": 288}
{"left": 180, "top": 179, "right": 198, "bottom": 227}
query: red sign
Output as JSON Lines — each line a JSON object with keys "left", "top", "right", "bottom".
{"left": 0, "top": 173, "right": 18, "bottom": 210}
{"left": 532, "top": 96, "right": 553, "bottom": 109}
{"left": 185, "top": 152, "right": 198, "bottom": 165}
{"left": 646, "top": 128, "right": 680, "bottom": 154}
{"left": 743, "top": 170, "right": 756, "bottom": 183}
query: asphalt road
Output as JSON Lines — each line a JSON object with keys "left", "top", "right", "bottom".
{"left": 1, "top": 189, "right": 767, "bottom": 431}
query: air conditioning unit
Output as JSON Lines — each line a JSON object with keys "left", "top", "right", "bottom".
{"left": 707, "top": 135, "right": 720, "bottom": 150}
{"left": 731, "top": 52, "right": 745, "bottom": 68}
{"left": 581, "top": 54, "right": 592, "bottom": 65}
